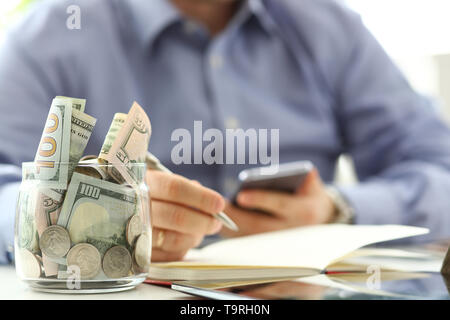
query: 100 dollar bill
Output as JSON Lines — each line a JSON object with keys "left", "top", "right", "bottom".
{"left": 33, "top": 97, "right": 73, "bottom": 189}
{"left": 68, "top": 108, "right": 97, "bottom": 178}
{"left": 33, "top": 97, "right": 96, "bottom": 199}
{"left": 16, "top": 186, "right": 39, "bottom": 254}
{"left": 57, "top": 173, "right": 138, "bottom": 255}
{"left": 99, "top": 113, "right": 127, "bottom": 158}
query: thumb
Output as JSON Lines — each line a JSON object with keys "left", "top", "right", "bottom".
{"left": 296, "top": 168, "right": 323, "bottom": 196}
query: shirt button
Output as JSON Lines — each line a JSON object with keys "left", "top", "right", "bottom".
{"left": 209, "top": 54, "right": 224, "bottom": 69}
{"left": 225, "top": 117, "right": 240, "bottom": 129}
{"left": 223, "top": 178, "right": 239, "bottom": 195}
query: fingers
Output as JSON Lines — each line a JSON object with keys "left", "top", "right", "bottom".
{"left": 147, "top": 170, "right": 225, "bottom": 215}
{"left": 152, "top": 200, "right": 223, "bottom": 236}
{"left": 236, "top": 169, "right": 323, "bottom": 217}
{"left": 146, "top": 171, "right": 225, "bottom": 262}
{"left": 297, "top": 169, "right": 322, "bottom": 195}
{"left": 150, "top": 200, "right": 222, "bottom": 262}
{"left": 220, "top": 202, "right": 284, "bottom": 237}
{"left": 236, "top": 189, "right": 304, "bottom": 217}
{"left": 152, "top": 248, "right": 188, "bottom": 262}
{"left": 152, "top": 227, "right": 203, "bottom": 254}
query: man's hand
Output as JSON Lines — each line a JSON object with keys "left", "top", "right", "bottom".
{"left": 221, "top": 169, "right": 336, "bottom": 238}
{"left": 146, "top": 170, "right": 225, "bottom": 262}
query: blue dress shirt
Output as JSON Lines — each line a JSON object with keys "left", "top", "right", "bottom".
{"left": 1, "top": 0, "right": 450, "bottom": 263}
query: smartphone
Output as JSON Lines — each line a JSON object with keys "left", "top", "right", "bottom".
{"left": 231, "top": 161, "right": 314, "bottom": 209}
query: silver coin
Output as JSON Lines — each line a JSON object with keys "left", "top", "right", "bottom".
{"left": 134, "top": 233, "right": 151, "bottom": 270}
{"left": 79, "top": 155, "right": 98, "bottom": 161}
{"left": 131, "top": 251, "right": 144, "bottom": 275}
{"left": 66, "top": 243, "right": 101, "bottom": 279}
{"left": 39, "top": 225, "right": 71, "bottom": 259}
{"left": 126, "top": 215, "right": 142, "bottom": 246}
{"left": 74, "top": 166, "right": 104, "bottom": 180}
{"left": 102, "top": 245, "right": 132, "bottom": 278}
{"left": 18, "top": 249, "right": 42, "bottom": 279}
{"left": 77, "top": 158, "right": 109, "bottom": 180}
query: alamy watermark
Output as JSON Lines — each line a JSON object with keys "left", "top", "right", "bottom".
{"left": 66, "top": 5, "right": 81, "bottom": 30}
{"left": 366, "top": 265, "right": 381, "bottom": 290}
{"left": 171, "top": 121, "right": 280, "bottom": 174}
{"left": 66, "top": 264, "right": 81, "bottom": 290}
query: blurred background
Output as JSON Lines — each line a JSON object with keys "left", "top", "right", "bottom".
{"left": 344, "top": 0, "right": 450, "bottom": 124}
{"left": 1, "top": 0, "right": 449, "bottom": 184}
{"left": 0, "top": 0, "right": 36, "bottom": 37}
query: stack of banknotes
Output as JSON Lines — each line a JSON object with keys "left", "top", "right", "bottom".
{"left": 16, "top": 96, "right": 152, "bottom": 280}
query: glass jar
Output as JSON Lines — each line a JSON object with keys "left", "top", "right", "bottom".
{"left": 15, "top": 162, "right": 151, "bottom": 293}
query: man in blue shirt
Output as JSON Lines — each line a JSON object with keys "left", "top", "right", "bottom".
{"left": 1, "top": 0, "right": 450, "bottom": 264}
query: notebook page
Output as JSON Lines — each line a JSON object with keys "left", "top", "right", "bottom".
{"left": 184, "top": 224, "right": 428, "bottom": 270}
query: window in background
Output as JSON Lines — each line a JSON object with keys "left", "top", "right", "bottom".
{"left": 343, "top": 0, "right": 450, "bottom": 122}
{"left": 0, "top": 0, "right": 37, "bottom": 40}
{"left": 345, "top": 0, "right": 450, "bottom": 57}
{"left": 336, "top": 0, "right": 450, "bottom": 185}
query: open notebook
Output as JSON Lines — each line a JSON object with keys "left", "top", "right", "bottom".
{"left": 148, "top": 224, "right": 428, "bottom": 281}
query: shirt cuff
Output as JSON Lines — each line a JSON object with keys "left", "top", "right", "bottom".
{"left": 336, "top": 182, "right": 403, "bottom": 226}
{"left": 0, "top": 181, "right": 21, "bottom": 264}
{"left": 325, "top": 185, "right": 355, "bottom": 224}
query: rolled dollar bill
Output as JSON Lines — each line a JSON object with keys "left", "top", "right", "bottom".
{"left": 68, "top": 108, "right": 97, "bottom": 178}
{"left": 99, "top": 113, "right": 127, "bottom": 160}
{"left": 99, "top": 103, "right": 151, "bottom": 185}
{"left": 33, "top": 97, "right": 96, "bottom": 201}
{"left": 54, "top": 96, "right": 86, "bottom": 112}
{"left": 16, "top": 188, "right": 40, "bottom": 254}
{"left": 34, "top": 96, "right": 97, "bottom": 201}
{"left": 33, "top": 97, "right": 73, "bottom": 189}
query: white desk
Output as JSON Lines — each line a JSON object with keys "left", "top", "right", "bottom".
{"left": 0, "top": 266, "right": 192, "bottom": 300}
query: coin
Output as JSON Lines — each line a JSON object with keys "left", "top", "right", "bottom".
{"left": 102, "top": 245, "right": 132, "bottom": 278}
{"left": 39, "top": 225, "right": 71, "bottom": 259}
{"left": 74, "top": 166, "right": 103, "bottom": 180}
{"left": 66, "top": 243, "right": 101, "bottom": 279}
{"left": 76, "top": 158, "right": 108, "bottom": 180}
{"left": 131, "top": 251, "right": 144, "bottom": 274}
{"left": 134, "top": 233, "right": 151, "bottom": 270}
{"left": 126, "top": 215, "right": 142, "bottom": 246}
{"left": 18, "top": 249, "right": 42, "bottom": 279}
{"left": 79, "top": 155, "right": 98, "bottom": 161}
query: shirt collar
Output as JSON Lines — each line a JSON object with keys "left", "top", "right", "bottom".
{"left": 248, "top": 0, "right": 280, "bottom": 36}
{"left": 124, "top": 0, "right": 181, "bottom": 48}
{"left": 122, "top": 0, "right": 279, "bottom": 48}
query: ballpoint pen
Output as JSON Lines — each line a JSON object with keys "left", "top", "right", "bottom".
{"left": 145, "top": 152, "right": 239, "bottom": 232}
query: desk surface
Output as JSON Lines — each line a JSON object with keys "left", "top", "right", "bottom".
{"left": 2, "top": 264, "right": 450, "bottom": 300}
{"left": 0, "top": 266, "right": 192, "bottom": 300}
{"left": 2, "top": 241, "right": 449, "bottom": 300}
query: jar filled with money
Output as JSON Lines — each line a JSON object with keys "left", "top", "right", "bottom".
{"left": 15, "top": 161, "right": 152, "bottom": 293}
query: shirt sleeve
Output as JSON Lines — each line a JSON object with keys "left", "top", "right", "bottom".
{"left": 334, "top": 12, "right": 450, "bottom": 241}
{"left": 0, "top": 165, "right": 22, "bottom": 264}
{"left": 0, "top": 180, "right": 21, "bottom": 264}
{"left": 0, "top": 11, "right": 63, "bottom": 263}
